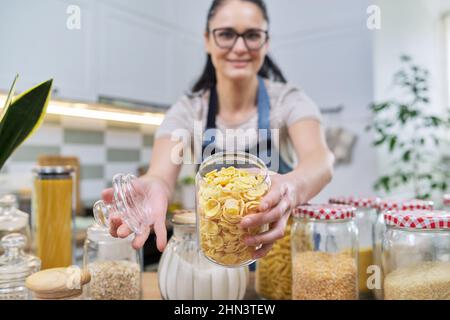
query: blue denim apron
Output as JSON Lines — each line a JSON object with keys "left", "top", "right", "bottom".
{"left": 201, "top": 77, "right": 292, "bottom": 270}
{"left": 201, "top": 77, "right": 292, "bottom": 174}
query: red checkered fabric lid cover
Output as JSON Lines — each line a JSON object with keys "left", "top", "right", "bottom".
{"left": 377, "top": 199, "right": 434, "bottom": 211}
{"left": 294, "top": 204, "right": 356, "bottom": 220}
{"left": 444, "top": 194, "right": 450, "bottom": 205}
{"left": 329, "top": 196, "right": 380, "bottom": 208}
{"left": 384, "top": 210, "right": 450, "bottom": 230}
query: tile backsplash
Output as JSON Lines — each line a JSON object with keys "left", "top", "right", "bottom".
{"left": 0, "top": 114, "right": 156, "bottom": 207}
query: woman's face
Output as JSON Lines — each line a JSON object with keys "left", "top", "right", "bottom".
{"left": 205, "top": 0, "right": 269, "bottom": 82}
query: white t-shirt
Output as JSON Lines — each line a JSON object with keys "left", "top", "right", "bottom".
{"left": 155, "top": 79, "right": 322, "bottom": 169}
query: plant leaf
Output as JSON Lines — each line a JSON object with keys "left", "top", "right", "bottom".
{"left": 0, "top": 79, "right": 53, "bottom": 170}
{"left": 1, "top": 74, "right": 19, "bottom": 121}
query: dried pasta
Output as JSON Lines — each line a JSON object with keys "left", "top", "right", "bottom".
{"left": 255, "top": 218, "right": 292, "bottom": 300}
{"left": 198, "top": 166, "right": 269, "bottom": 266}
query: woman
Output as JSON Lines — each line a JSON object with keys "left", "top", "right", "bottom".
{"left": 102, "top": 0, "right": 334, "bottom": 259}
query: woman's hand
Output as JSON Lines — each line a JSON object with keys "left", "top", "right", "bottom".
{"left": 239, "top": 173, "right": 300, "bottom": 259}
{"left": 101, "top": 176, "right": 170, "bottom": 251}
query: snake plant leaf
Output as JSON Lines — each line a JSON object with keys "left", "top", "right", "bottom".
{"left": 0, "top": 78, "right": 53, "bottom": 170}
{"left": 1, "top": 74, "right": 18, "bottom": 116}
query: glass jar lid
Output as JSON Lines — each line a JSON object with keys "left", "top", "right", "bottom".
{"left": 0, "top": 194, "right": 29, "bottom": 231}
{"left": 377, "top": 199, "right": 434, "bottom": 211}
{"left": 25, "top": 267, "right": 90, "bottom": 299}
{"left": 329, "top": 196, "right": 380, "bottom": 209}
{"left": 172, "top": 210, "right": 196, "bottom": 225}
{"left": 384, "top": 210, "right": 450, "bottom": 230}
{"left": 293, "top": 204, "right": 356, "bottom": 221}
{"left": 32, "top": 165, "right": 74, "bottom": 178}
{"left": 0, "top": 233, "right": 41, "bottom": 284}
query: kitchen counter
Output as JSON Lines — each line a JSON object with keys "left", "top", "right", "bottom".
{"left": 141, "top": 272, "right": 258, "bottom": 300}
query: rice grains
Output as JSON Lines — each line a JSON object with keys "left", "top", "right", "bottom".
{"left": 384, "top": 261, "right": 450, "bottom": 300}
{"left": 292, "top": 251, "right": 358, "bottom": 300}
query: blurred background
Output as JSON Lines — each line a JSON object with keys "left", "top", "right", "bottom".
{"left": 0, "top": 0, "right": 449, "bottom": 267}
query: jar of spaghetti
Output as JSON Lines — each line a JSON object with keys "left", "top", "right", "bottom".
{"left": 32, "top": 166, "right": 75, "bottom": 269}
{"left": 329, "top": 196, "right": 379, "bottom": 298}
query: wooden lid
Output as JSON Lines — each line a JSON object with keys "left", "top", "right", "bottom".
{"left": 25, "top": 267, "right": 90, "bottom": 299}
{"left": 172, "top": 210, "right": 196, "bottom": 225}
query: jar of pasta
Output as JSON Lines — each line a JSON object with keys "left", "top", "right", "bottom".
{"left": 32, "top": 166, "right": 75, "bottom": 269}
{"left": 373, "top": 199, "right": 434, "bottom": 300}
{"left": 329, "top": 196, "right": 379, "bottom": 298}
{"left": 255, "top": 216, "right": 292, "bottom": 300}
{"left": 291, "top": 204, "right": 358, "bottom": 300}
{"left": 382, "top": 209, "right": 450, "bottom": 300}
{"left": 196, "top": 151, "right": 271, "bottom": 267}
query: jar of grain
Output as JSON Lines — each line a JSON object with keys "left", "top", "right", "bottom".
{"left": 196, "top": 151, "right": 270, "bottom": 267}
{"left": 255, "top": 216, "right": 292, "bottom": 300}
{"left": 382, "top": 209, "right": 450, "bottom": 300}
{"left": 158, "top": 210, "right": 249, "bottom": 300}
{"left": 83, "top": 224, "right": 142, "bottom": 300}
{"left": 329, "top": 196, "right": 379, "bottom": 299}
{"left": 291, "top": 204, "right": 358, "bottom": 300}
{"left": 373, "top": 199, "right": 433, "bottom": 300}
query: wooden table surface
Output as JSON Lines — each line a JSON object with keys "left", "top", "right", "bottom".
{"left": 141, "top": 272, "right": 258, "bottom": 300}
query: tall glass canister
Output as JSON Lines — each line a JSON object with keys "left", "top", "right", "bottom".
{"left": 32, "top": 166, "right": 75, "bottom": 269}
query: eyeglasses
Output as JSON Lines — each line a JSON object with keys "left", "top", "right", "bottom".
{"left": 211, "top": 28, "right": 269, "bottom": 51}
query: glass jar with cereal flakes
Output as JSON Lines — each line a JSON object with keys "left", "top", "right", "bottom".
{"left": 291, "top": 204, "right": 358, "bottom": 300}
{"left": 382, "top": 209, "right": 450, "bottom": 300}
{"left": 373, "top": 199, "right": 434, "bottom": 300}
{"left": 255, "top": 216, "right": 292, "bottom": 300}
{"left": 196, "top": 151, "right": 271, "bottom": 267}
{"left": 329, "top": 196, "right": 379, "bottom": 299}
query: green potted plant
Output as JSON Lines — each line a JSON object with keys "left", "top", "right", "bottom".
{"left": 0, "top": 75, "right": 53, "bottom": 171}
{"left": 367, "top": 55, "right": 450, "bottom": 201}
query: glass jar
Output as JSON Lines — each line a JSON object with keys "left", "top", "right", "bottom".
{"left": 32, "top": 166, "right": 75, "bottom": 269}
{"left": 0, "top": 194, "right": 32, "bottom": 255}
{"left": 373, "top": 199, "right": 433, "bottom": 300}
{"left": 382, "top": 209, "right": 450, "bottom": 300}
{"left": 93, "top": 173, "right": 152, "bottom": 235}
{"left": 196, "top": 151, "right": 270, "bottom": 267}
{"left": 443, "top": 194, "right": 450, "bottom": 211}
{"left": 83, "top": 224, "right": 142, "bottom": 300}
{"left": 26, "top": 266, "right": 90, "bottom": 300}
{"left": 158, "top": 210, "right": 249, "bottom": 300}
{"left": 291, "top": 204, "right": 358, "bottom": 300}
{"left": 329, "top": 196, "right": 379, "bottom": 298}
{"left": 0, "top": 233, "right": 41, "bottom": 299}
{"left": 255, "top": 216, "right": 292, "bottom": 300}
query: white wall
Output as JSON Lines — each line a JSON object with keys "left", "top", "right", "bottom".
{"left": 266, "top": 0, "right": 377, "bottom": 201}
{"left": 374, "top": 0, "right": 450, "bottom": 200}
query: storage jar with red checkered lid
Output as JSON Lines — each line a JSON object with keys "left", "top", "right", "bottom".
{"left": 329, "top": 196, "right": 380, "bottom": 298}
{"left": 443, "top": 194, "right": 450, "bottom": 210}
{"left": 382, "top": 209, "right": 450, "bottom": 300}
{"left": 372, "top": 198, "right": 434, "bottom": 299}
{"left": 291, "top": 204, "right": 358, "bottom": 300}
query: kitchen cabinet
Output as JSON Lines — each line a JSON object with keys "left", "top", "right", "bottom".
{"left": 0, "top": 0, "right": 98, "bottom": 101}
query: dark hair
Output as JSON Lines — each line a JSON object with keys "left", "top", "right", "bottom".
{"left": 191, "top": 0, "right": 286, "bottom": 93}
